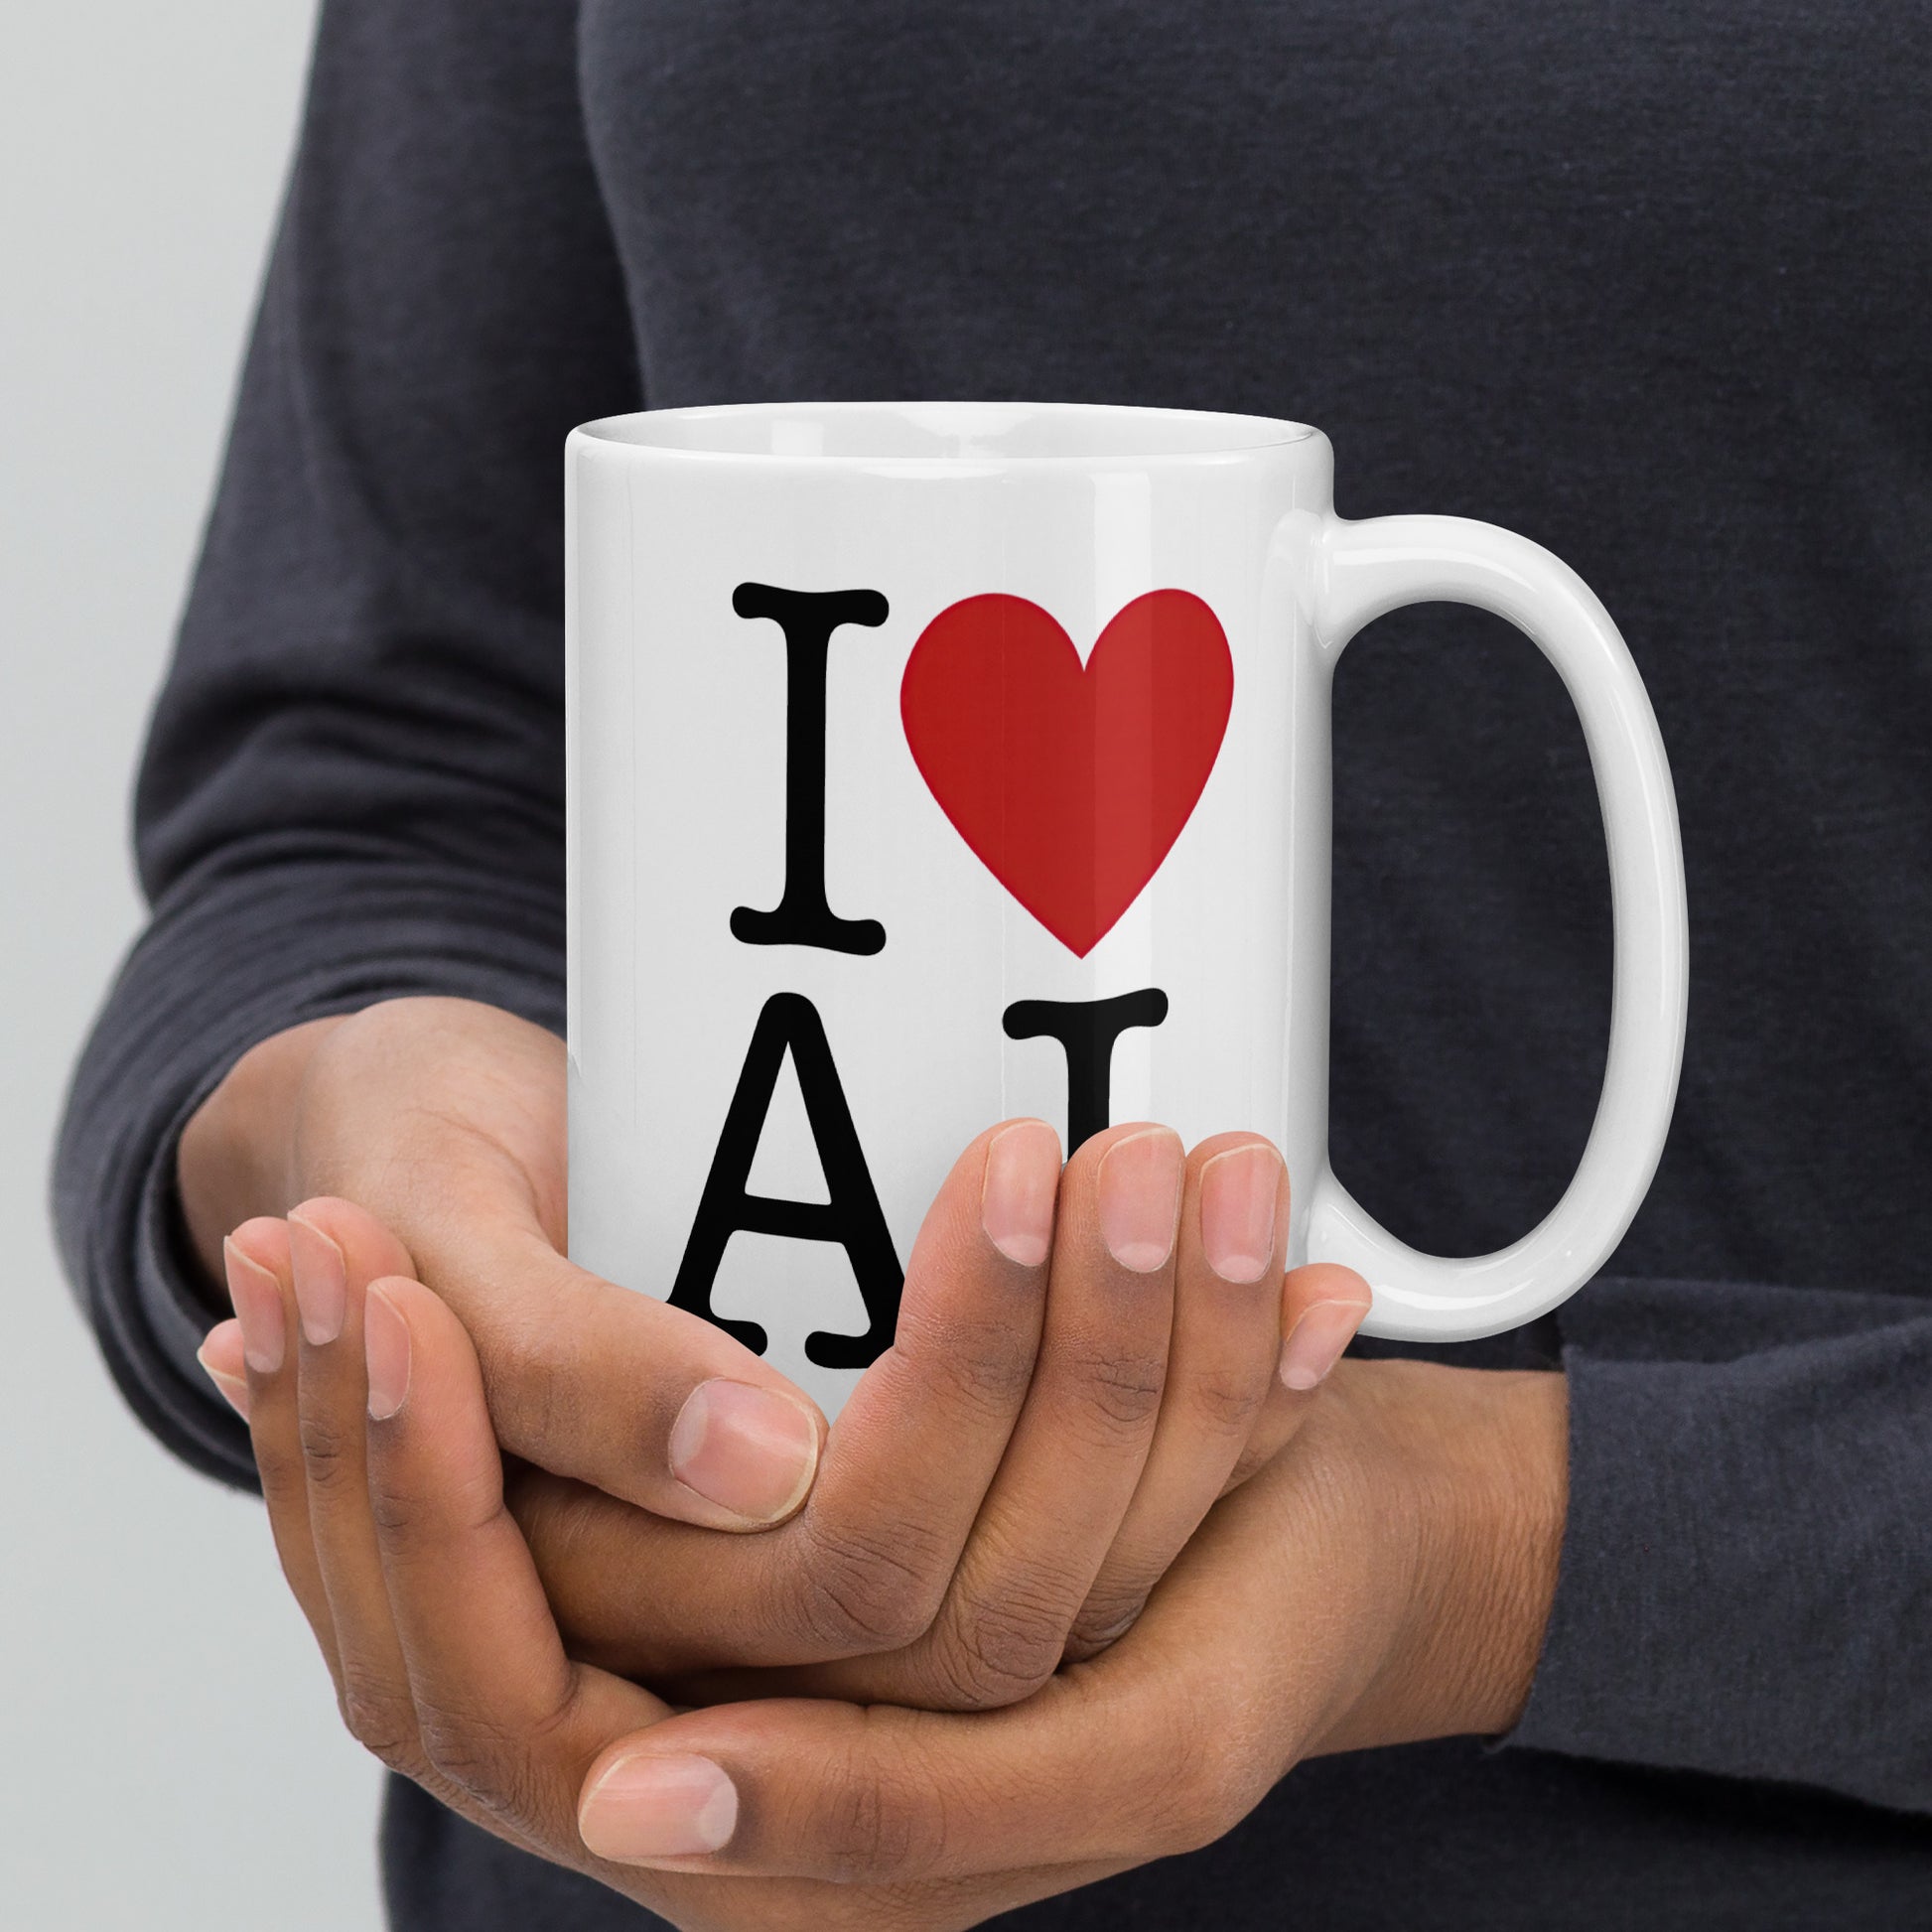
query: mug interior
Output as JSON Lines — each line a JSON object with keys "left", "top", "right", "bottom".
{"left": 578, "top": 399, "right": 1314, "bottom": 463}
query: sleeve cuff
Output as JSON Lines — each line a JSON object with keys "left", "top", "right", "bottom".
{"left": 1496, "top": 1274, "right": 1932, "bottom": 1813}
{"left": 55, "top": 855, "right": 566, "bottom": 1490}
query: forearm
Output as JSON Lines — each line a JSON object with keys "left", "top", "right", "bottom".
{"left": 1305, "top": 1359, "right": 1568, "bottom": 1758}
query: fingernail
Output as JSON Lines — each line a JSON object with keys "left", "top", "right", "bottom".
{"left": 364, "top": 1285, "right": 412, "bottom": 1421}
{"left": 1280, "top": 1302, "right": 1364, "bottom": 1391}
{"left": 579, "top": 1751, "right": 739, "bottom": 1863}
{"left": 1097, "top": 1128, "right": 1183, "bottom": 1273}
{"left": 288, "top": 1212, "right": 347, "bottom": 1346}
{"left": 197, "top": 1321, "right": 251, "bottom": 1420}
{"left": 669, "top": 1380, "right": 820, "bottom": 1524}
{"left": 981, "top": 1119, "right": 1061, "bottom": 1267}
{"left": 224, "top": 1238, "right": 286, "bottom": 1375}
{"left": 1198, "top": 1145, "right": 1284, "bottom": 1284}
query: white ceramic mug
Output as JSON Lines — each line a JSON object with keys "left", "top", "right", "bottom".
{"left": 567, "top": 401, "right": 1687, "bottom": 1418}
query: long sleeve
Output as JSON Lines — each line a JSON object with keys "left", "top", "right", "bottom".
{"left": 52, "top": 0, "right": 640, "bottom": 1488}
{"left": 51, "top": 0, "right": 1932, "bottom": 1884}
{"left": 1504, "top": 1275, "right": 1932, "bottom": 1816}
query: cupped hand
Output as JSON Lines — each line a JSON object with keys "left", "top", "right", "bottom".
{"left": 510, "top": 1118, "right": 1368, "bottom": 1705}
{"left": 196, "top": 1252, "right": 1564, "bottom": 1932}
{"left": 203, "top": 1085, "right": 1370, "bottom": 1709}
{"left": 180, "top": 998, "right": 826, "bottom": 1531}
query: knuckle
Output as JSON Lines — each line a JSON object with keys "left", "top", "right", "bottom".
{"left": 792, "top": 1516, "right": 949, "bottom": 1653}
{"left": 924, "top": 1588, "right": 1068, "bottom": 1710}
{"left": 296, "top": 1409, "right": 361, "bottom": 1494}
{"left": 364, "top": 1472, "right": 419, "bottom": 1543}
{"left": 1186, "top": 1360, "right": 1272, "bottom": 1439}
{"left": 1059, "top": 1340, "right": 1168, "bottom": 1440}
{"left": 368, "top": 1468, "right": 506, "bottom": 1551}
{"left": 1062, "top": 1587, "right": 1151, "bottom": 1663}
{"left": 895, "top": 1306, "right": 1036, "bottom": 1423}
{"left": 414, "top": 1697, "right": 530, "bottom": 1819}
{"left": 252, "top": 1443, "right": 310, "bottom": 1519}
{"left": 816, "top": 1741, "right": 947, "bottom": 1882}
{"left": 338, "top": 1670, "right": 425, "bottom": 1778}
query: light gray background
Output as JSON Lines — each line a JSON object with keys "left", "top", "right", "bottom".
{"left": 0, "top": 5, "right": 386, "bottom": 1925}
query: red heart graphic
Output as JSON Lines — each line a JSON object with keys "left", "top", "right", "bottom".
{"left": 900, "top": 590, "right": 1234, "bottom": 957}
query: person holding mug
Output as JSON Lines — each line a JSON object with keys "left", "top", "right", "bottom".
{"left": 56, "top": 3, "right": 1930, "bottom": 1928}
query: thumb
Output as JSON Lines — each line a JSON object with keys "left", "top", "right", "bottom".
{"left": 478, "top": 1225, "right": 828, "bottom": 1530}
{"left": 396, "top": 1202, "right": 829, "bottom": 1532}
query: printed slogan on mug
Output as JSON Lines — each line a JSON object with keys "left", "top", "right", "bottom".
{"left": 670, "top": 582, "right": 1234, "bottom": 1366}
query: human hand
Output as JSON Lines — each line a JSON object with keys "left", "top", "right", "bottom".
{"left": 196, "top": 1257, "right": 1564, "bottom": 1931}
{"left": 179, "top": 997, "right": 828, "bottom": 1529}
{"left": 508, "top": 1118, "right": 1369, "bottom": 1704}
{"left": 202, "top": 1097, "right": 1371, "bottom": 1708}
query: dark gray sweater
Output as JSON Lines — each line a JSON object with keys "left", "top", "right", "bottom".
{"left": 55, "top": 3, "right": 1932, "bottom": 1925}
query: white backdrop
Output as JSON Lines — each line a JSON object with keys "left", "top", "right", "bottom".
{"left": 0, "top": 5, "right": 386, "bottom": 1925}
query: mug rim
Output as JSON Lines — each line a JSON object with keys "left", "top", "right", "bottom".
{"left": 572, "top": 399, "right": 1319, "bottom": 468}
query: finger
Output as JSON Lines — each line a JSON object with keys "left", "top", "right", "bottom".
{"left": 574, "top": 1459, "right": 1318, "bottom": 1886}
{"left": 362, "top": 1275, "right": 672, "bottom": 1850}
{"left": 519, "top": 1122, "right": 1062, "bottom": 1676}
{"left": 767, "top": 1118, "right": 1061, "bottom": 1653}
{"left": 195, "top": 1316, "right": 249, "bottom": 1421}
{"left": 215, "top": 1219, "right": 341, "bottom": 1684}
{"left": 285, "top": 1202, "right": 437, "bottom": 1779}
{"left": 888, "top": 1123, "right": 1182, "bottom": 1708}
{"left": 358, "top": 1275, "right": 1026, "bottom": 1928}
{"left": 575, "top": 1675, "right": 1217, "bottom": 1883}
{"left": 1064, "top": 1134, "right": 1288, "bottom": 1660}
{"left": 1277, "top": 1263, "right": 1373, "bottom": 1394}
{"left": 1213, "top": 1262, "right": 1374, "bottom": 1496}
{"left": 288, "top": 1196, "right": 416, "bottom": 1348}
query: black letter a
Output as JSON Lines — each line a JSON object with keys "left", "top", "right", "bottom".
{"left": 669, "top": 993, "right": 901, "bottom": 1367}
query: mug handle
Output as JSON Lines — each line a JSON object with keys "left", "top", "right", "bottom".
{"left": 1306, "top": 513, "right": 1689, "bottom": 1341}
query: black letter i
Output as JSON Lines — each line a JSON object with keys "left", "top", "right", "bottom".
{"left": 1003, "top": 989, "right": 1171, "bottom": 1152}
{"left": 730, "top": 582, "right": 889, "bottom": 955}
